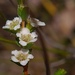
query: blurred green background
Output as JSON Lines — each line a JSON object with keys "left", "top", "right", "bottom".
{"left": 0, "top": 0, "right": 75, "bottom": 75}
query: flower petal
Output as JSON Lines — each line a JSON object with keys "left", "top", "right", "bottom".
{"left": 37, "top": 21, "right": 45, "bottom": 26}
{"left": 30, "top": 38, "right": 37, "bottom": 42}
{"left": 16, "top": 33, "right": 21, "bottom": 37}
{"left": 27, "top": 54, "right": 34, "bottom": 59}
{"left": 20, "top": 59, "right": 29, "bottom": 66}
{"left": 19, "top": 40, "right": 27, "bottom": 46}
{"left": 23, "top": 50, "right": 29, "bottom": 54}
{"left": 14, "top": 24, "right": 20, "bottom": 30}
{"left": 34, "top": 18, "right": 45, "bottom": 26}
{"left": 31, "top": 32, "right": 38, "bottom": 38}
{"left": 11, "top": 50, "right": 19, "bottom": 56}
{"left": 11, "top": 56, "right": 19, "bottom": 62}
{"left": 6, "top": 20, "right": 12, "bottom": 25}
{"left": 21, "top": 28, "right": 30, "bottom": 34}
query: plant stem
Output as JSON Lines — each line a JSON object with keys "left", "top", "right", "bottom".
{"left": 36, "top": 28, "right": 51, "bottom": 75}
{"left": 0, "top": 37, "right": 16, "bottom": 45}
{"left": 23, "top": 64, "right": 28, "bottom": 75}
{"left": 22, "top": 20, "right": 25, "bottom": 28}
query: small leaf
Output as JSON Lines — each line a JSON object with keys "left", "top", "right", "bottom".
{"left": 16, "top": 37, "right": 21, "bottom": 47}
{"left": 17, "top": 5, "right": 28, "bottom": 20}
{"left": 17, "top": 0, "right": 24, "bottom": 5}
{"left": 23, "top": 43, "right": 33, "bottom": 49}
{"left": 54, "top": 69, "right": 66, "bottom": 75}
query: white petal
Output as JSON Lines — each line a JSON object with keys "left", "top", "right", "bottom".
{"left": 31, "top": 22, "right": 35, "bottom": 27}
{"left": 6, "top": 20, "right": 12, "bottom": 25}
{"left": 34, "top": 18, "right": 39, "bottom": 21}
{"left": 34, "top": 18, "right": 46, "bottom": 26}
{"left": 2, "top": 26, "right": 9, "bottom": 29}
{"left": 16, "top": 33, "right": 21, "bottom": 37}
{"left": 13, "top": 17, "right": 22, "bottom": 23}
{"left": 11, "top": 56, "right": 19, "bottom": 62}
{"left": 23, "top": 50, "right": 29, "bottom": 54}
{"left": 19, "top": 40, "right": 27, "bottom": 46}
{"left": 31, "top": 32, "right": 38, "bottom": 38}
{"left": 37, "top": 21, "right": 45, "bottom": 26}
{"left": 21, "top": 28, "right": 30, "bottom": 34}
{"left": 27, "top": 54, "right": 34, "bottom": 59}
{"left": 11, "top": 50, "right": 19, "bottom": 56}
{"left": 20, "top": 59, "right": 29, "bottom": 66}
{"left": 30, "top": 38, "right": 37, "bottom": 42}
{"left": 14, "top": 24, "right": 20, "bottom": 30}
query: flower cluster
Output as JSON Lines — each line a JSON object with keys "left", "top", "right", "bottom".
{"left": 2, "top": 17, "right": 45, "bottom": 66}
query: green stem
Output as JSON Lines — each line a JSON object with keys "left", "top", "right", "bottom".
{"left": 0, "top": 37, "right": 16, "bottom": 45}
{"left": 0, "top": 37, "right": 70, "bottom": 57}
{"left": 32, "top": 45, "right": 70, "bottom": 57}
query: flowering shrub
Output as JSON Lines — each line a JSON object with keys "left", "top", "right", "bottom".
{"left": 1, "top": 0, "right": 66, "bottom": 75}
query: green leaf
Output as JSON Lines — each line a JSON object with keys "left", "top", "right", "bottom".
{"left": 16, "top": 37, "right": 21, "bottom": 47}
{"left": 23, "top": 43, "right": 33, "bottom": 49}
{"left": 17, "top": 0, "right": 24, "bottom": 5}
{"left": 0, "top": 37, "right": 16, "bottom": 45}
{"left": 17, "top": 5, "right": 28, "bottom": 20}
{"left": 54, "top": 69, "right": 66, "bottom": 75}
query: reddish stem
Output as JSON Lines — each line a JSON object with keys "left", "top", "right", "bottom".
{"left": 23, "top": 64, "right": 28, "bottom": 75}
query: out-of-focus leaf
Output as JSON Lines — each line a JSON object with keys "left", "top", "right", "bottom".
{"left": 41, "top": 0, "right": 57, "bottom": 16}
{"left": 54, "top": 69, "right": 66, "bottom": 75}
{"left": 17, "top": 0, "right": 24, "bottom": 5}
{"left": 17, "top": 5, "right": 28, "bottom": 20}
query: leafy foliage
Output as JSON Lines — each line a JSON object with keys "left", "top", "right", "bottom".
{"left": 54, "top": 69, "right": 66, "bottom": 75}
{"left": 17, "top": 5, "right": 28, "bottom": 20}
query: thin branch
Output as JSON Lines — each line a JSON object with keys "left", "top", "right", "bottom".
{"left": 36, "top": 28, "right": 51, "bottom": 75}
{"left": 0, "top": 37, "right": 16, "bottom": 45}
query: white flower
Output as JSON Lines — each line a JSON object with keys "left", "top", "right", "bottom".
{"left": 11, "top": 49, "right": 34, "bottom": 66}
{"left": 16, "top": 28, "right": 38, "bottom": 46}
{"left": 30, "top": 18, "right": 46, "bottom": 27}
{"left": 2, "top": 17, "right": 22, "bottom": 30}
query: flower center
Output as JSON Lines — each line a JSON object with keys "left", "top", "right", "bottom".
{"left": 10, "top": 20, "right": 19, "bottom": 30}
{"left": 21, "top": 34, "right": 33, "bottom": 42}
{"left": 17, "top": 53, "right": 28, "bottom": 61}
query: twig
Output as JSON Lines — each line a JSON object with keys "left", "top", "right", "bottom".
{"left": 22, "top": 20, "right": 25, "bottom": 28}
{"left": 23, "top": 64, "right": 28, "bottom": 75}
{"left": 0, "top": 37, "right": 16, "bottom": 45}
{"left": 36, "top": 27, "right": 51, "bottom": 75}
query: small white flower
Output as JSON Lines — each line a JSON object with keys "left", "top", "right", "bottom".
{"left": 11, "top": 49, "right": 34, "bottom": 66}
{"left": 2, "top": 17, "right": 22, "bottom": 30}
{"left": 31, "top": 18, "right": 46, "bottom": 27}
{"left": 29, "top": 18, "right": 46, "bottom": 27}
{"left": 16, "top": 28, "right": 38, "bottom": 46}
